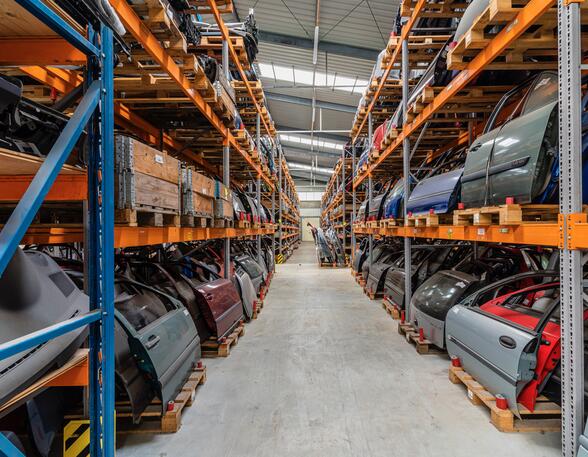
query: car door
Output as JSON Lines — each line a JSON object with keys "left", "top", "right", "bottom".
{"left": 114, "top": 279, "right": 198, "bottom": 406}
{"left": 488, "top": 73, "right": 558, "bottom": 205}
{"left": 461, "top": 80, "right": 533, "bottom": 208}
{"left": 446, "top": 304, "right": 538, "bottom": 416}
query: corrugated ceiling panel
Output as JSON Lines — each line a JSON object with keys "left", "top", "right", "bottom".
{"left": 234, "top": 0, "right": 400, "bottom": 49}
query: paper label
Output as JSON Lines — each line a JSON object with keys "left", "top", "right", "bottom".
{"left": 155, "top": 154, "right": 164, "bottom": 164}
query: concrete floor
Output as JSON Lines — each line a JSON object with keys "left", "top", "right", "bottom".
{"left": 119, "top": 242, "right": 561, "bottom": 457}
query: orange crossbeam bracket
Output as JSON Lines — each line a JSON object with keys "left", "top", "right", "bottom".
{"left": 0, "top": 38, "right": 86, "bottom": 65}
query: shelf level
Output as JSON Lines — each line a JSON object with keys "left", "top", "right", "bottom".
{"left": 18, "top": 226, "right": 275, "bottom": 247}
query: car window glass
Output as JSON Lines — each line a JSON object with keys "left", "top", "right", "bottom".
{"left": 523, "top": 73, "right": 558, "bottom": 115}
{"left": 488, "top": 82, "right": 532, "bottom": 131}
{"left": 115, "top": 282, "right": 175, "bottom": 331}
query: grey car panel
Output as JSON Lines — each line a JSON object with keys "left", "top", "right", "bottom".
{"left": 0, "top": 249, "right": 88, "bottom": 407}
{"left": 410, "top": 270, "right": 479, "bottom": 348}
{"left": 235, "top": 266, "right": 257, "bottom": 319}
{"left": 446, "top": 305, "right": 538, "bottom": 415}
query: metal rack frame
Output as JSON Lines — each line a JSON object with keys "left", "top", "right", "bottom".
{"left": 0, "top": 1, "right": 115, "bottom": 455}
{"left": 349, "top": 0, "right": 586, "bottom": 454}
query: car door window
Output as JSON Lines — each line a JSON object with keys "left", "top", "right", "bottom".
{"left": 486, "top": 82, "right": 532, "bottom": 132}
{"left": 522, "top": 73, "right": 558, "bottom": 115}
{"left": 115, "top": 282, "right": 176, "bottom": 331}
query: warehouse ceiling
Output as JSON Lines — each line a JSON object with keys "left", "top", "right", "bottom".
{"left": 229, "top": 0, "right": 400, "bottom": 185}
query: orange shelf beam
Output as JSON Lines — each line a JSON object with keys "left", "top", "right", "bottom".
{"left": 19, "top": 226, "right": 275, "bottom": 247}
{"left": 19, "top": 66, "right": 220, "bottom": 177}
{"left": 354, "top": 0, "right": 555, "bottom": 188}
{"left": 0, "top": 174, "right": 87, "bottom": 201}
{"left": 0, "top": 38, "right": 86, "bottom": 65}
{"left": 354, "top": 223, "right": 560, "bottom": 247}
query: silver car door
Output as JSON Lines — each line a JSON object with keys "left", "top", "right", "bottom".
{"left": 446, "top": 305, "right": 538, "bottom": 415}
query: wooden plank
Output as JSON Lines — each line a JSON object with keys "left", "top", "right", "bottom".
{"left": 0, "top": 148, "right": 84, "bottom": 175}
{"left": 0, "top": 349, "right": 88, "bottom": 415}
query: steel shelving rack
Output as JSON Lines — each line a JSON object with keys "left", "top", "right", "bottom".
{"left": 0, "top": 0, "right": 115, "bottom": 455}
{"left": 348, "top": 0, "right": 587, "bottom": 454}
{"left": 276, "top": 157, "right": 301, "bottom": 259}
{"left": 0, "top": 0, "right": 300, "bottom": 453}
{"left": 320, "top": 157, "right": 355, "bottom": 260}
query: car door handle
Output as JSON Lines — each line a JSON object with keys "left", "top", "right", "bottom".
{"left": 499, "top": 335, "right": 517, "bottom": 349}
{"left": 145, "top": 335, "right": 161, "bottom": 349}
{"left": 469, "top": 144, "right": 482, "bottom": 152}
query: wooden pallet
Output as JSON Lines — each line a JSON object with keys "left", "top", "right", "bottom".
{"left": 406, "top": 212, "right": 452, "bottom": 227}
{"left": 364, "top": 286, "right": 382, "bottom": 300}
{"left": 319, "top": 261, "right": 338, "bottom": 268}
{"left": 213, "top": 218, "right": 234, "bottom": 228}
{"left": 201, "top": 322, "right": 245, "bottom": 358}
{"left": 381, "top": 35, "right": 450, "bottom": 69}
{"left": 401, "top": 0, "right": 467, "bottom": 18}
{"left": 452, "top": 204, "right": 559, "bottom": 226}
{"left": 379, "top": 217, "right": 401, "bottom": 228}
{"left": 236, "top": 219, "right": 251, "bottom": 228}
{"left": 180, "top": 214, "right": 213, "bottom": 228}
{"left": 115, "top": 365, "right": 207, "bottom": 434}
{"left": 449, "top": 365, "right": 561, "bottom": 433}
{"left": 382, "top": 297, "right": 401, "bottom": 320}
{"left": 252, "top": 299, "right": 264, "bottom": 319}
{"left": 397, "top": 322, "right": 444, "bottom": 355}
{"left": 445, "top": 0, "right": 585, "bottom": 71}
{"left": 195, "top": 35, "right": 250, "bottom": 70}
{"left": 115, "top": 207, "right": 180, "bottom": 227}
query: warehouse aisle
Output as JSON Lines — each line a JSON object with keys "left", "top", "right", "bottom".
{"left": 119, "top": 242, "right": 560, "bottom": 457}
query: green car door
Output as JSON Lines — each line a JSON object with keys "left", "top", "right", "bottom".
{"left": 114, "top": 278, "right": 200, "bottom": 409}
{"left": 461, "top": 72, "right": 558, "bottom": 208}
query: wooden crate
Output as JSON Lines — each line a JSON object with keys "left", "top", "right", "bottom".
{"left": 181, "top": 168, "right": 215, "bottom": 223}
{"left": 449, "top": 365, "right": 561, "bottom": 433}
{"left": 201, "top": 322, "right": 245, "bottom": 358}
{"left": 115, "top": 366, "right": 207, "bottom": 434}
{"left": 115, "top": 136, "right": 181, "bottom": 226}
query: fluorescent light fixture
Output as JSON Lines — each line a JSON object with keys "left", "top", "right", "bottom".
{"left": 258, "top": 63, "right": 368, "bottom": 94}
{"left": 288, "top": 162, "right": 334, "bottom": 175}
{"left": 279, "top": 134, "right": 345, "bottom": 151}
{"left": 313, "top": 26, "right": 319, "bottom": 65}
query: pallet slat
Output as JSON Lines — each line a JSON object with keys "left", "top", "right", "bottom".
{"left": 449, "top": 365, "right": 561, "bottom": 433}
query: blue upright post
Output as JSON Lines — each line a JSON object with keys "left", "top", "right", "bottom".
{"left": 87, "top": 24, "right": 115, "bottom": 457}
{"left": 86, "top": 25, "right": 102, "bottom": 457}
{"left": 100, "top": 25, "right": 116, "bottom": 457}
